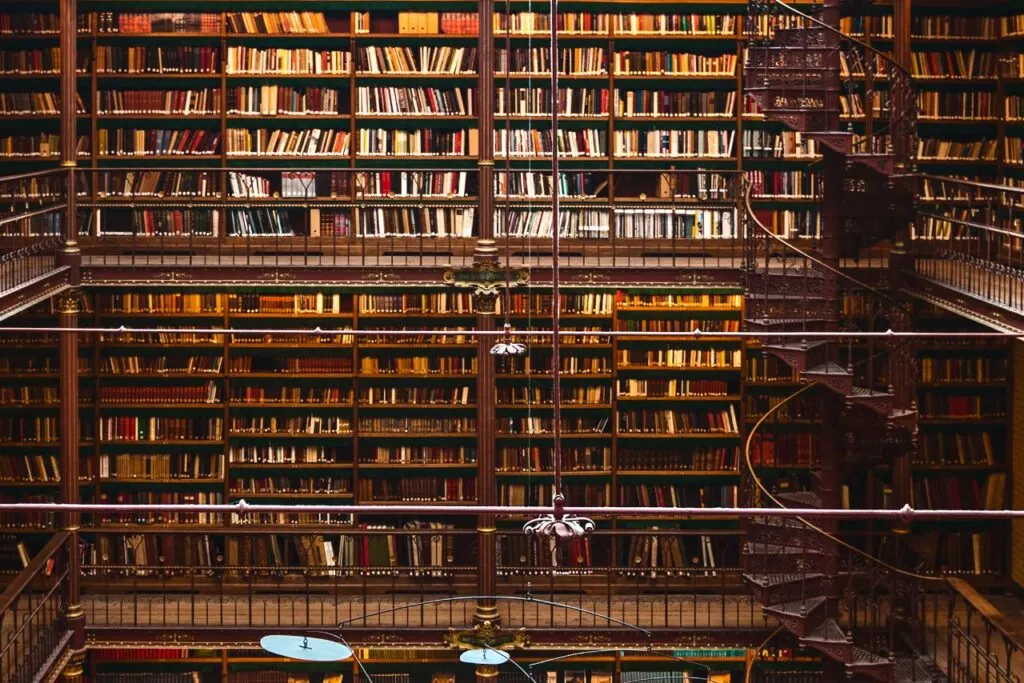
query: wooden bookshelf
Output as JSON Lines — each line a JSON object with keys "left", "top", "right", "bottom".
{"left": 0, "top": 1, "right": 822, "bottom": 242}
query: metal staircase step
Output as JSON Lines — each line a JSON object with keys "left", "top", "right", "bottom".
{"left": 776, "top": 491, "right": 823, "bottom": 509}
{"left": 763, "top": 596, "right": 829, "bottom": 638}
{"left": 745, "top": 572, "right": 824, "bottom": 587}
{"left": 848, "top": 647, "right": 894, "bottom": 682}
{"left": 804, "top": 618, "right": 847, "bottom": 645}
{"left": 765, "top": 596, "right": 828, "bottom": 617}
{"left": 745, "top": 571, "right": 829, "bottom": 604}
{"left": 804, "top": 361, "right": 850, "bottom": 377}
{"left": 745, "top": 317, "right": 829, "bottom": 328}
{"left": 743, "top": 542, "right": 827, "bottom": 556}
{"left": 803, "top": 362, "right": 855, "bottom": 395}
{"left": 892, "top": 658, "right": 933, "bottom": 683}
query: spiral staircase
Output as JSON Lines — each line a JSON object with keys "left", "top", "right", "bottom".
{"left": 740, "top": 1, "right": 937, "bottom": 681}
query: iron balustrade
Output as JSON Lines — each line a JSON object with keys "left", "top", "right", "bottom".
{"left": 0, "top": 532, "right": 72, "bottom": 683}
{"left": 66, "top": 166, "right": 758, "bottom": 270}
{"left": 913, "top": 174, "right": 1024, "bottom": 315}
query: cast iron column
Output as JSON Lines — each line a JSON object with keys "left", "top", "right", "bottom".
{"left": 60, "top": 0, "right": 80, "bottom": 280}
{"left": 891, "top": 0, "right": 912, "bottom": 171}
{"left": 58, "top": 290, "right": 84, "bottom": 651}
{"left": 473, "top": 0, "right": 500, "bottom": 626}
{"left": 472, "top": 244, "right": 500, "bottom": 625}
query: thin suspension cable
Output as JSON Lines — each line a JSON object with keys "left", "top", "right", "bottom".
{"left": 549, "top": 0, "right": 563, "bottom": 503}
{"left": 1, "top": 325, "right": 1020, "bottom": 339}
{"left": 502, "top": 0, "right": 513, "bottom": 324}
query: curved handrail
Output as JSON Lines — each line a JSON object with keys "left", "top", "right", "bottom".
{"left": 760, "top": 0, "right": 917, "bottom": 161}
{"left": 743, "top": 382, "right": 942, "bottom": 583}
{"left": 743, "top": 179, "right": 911, "bottom": 316}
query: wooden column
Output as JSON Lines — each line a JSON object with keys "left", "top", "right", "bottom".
{"left": 59, "top": 0, "right": 80, "bottom": 281}
{"left": 59, "top": 651, "right": 85, "bottom": 683}
{"left": 477, "top": 0, "right": 495, "bottom": 241}
{"left": 472, "top": 242, "right": 500, "bottom": 625}
{"left": 891, "top": 0, "right": 912, "bottom": 171}
{"left": 57, "top": 291, "right": 84, "bottom": 649}
{"left": 473, "top": 0, "right": 500, "bottom": 626}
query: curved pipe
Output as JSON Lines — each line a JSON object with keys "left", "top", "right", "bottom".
{"left": 338, "top": 595, "right": 651, "bottom": 636}
{"left": 743, "top": 381, "right": 942, "bottom": 582}
{"left": 742, "top": 178, "right": 911, "bottom": 315}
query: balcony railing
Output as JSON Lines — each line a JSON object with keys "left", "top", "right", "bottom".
{"left": 0, "top": 169, "right": 68, "bottom": 299}
{"left": 913, "top": 175, "right": 1024, "bottom": 315}
{"left": 64, "top": 167, "right": 761, "bottom": 271}
{"left": 78, "top": 528, "right": 761, "bottom": 636}
{"left": 0, "top": 532, "right": 73, "bottom": 683}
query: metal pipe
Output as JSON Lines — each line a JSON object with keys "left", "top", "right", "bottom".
{"left": 4, "top": 502, "right": 1024, "bottom": 521}
{"left": 1, "top": 326, "right": 1022, "bottom": 339}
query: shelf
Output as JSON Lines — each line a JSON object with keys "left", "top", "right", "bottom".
{"left": 227, "top": 432, "right": 354, "bottom": 438}
{"left": 357, "top": 463, "right": 478, "bottom": 469}
{"left": 228, "top": 463, "right": 352, "bottom": 469}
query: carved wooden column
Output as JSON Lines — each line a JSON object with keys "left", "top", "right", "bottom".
{"left": 59, "top": 0, "right": 80, "bottom": 281}
{"left": 476, "top": 665, "right": 500, "bottom": 683}
{"left": 891, "top": 0, "right": 912, "bottom": 171}
{"left": 472, "top": 242, "right": 500, "bottom": 625}
{"left": 59, "top": 650, "right": 85, "bottom": 683}
{"left": 57, "top": 290, "right": 84, "bottom": 649}
{"left": 472, "top": 0, "right": 499, "bottom": 626}
{"left": 477, "top": 0, "right": 495, "bottom": 243}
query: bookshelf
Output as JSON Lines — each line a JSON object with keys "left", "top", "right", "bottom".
{"left": 0, "top": 1, "right": 822, "bottom": 242}
{"left": 1, "top": 284, "right": 744, "bottom": 578}
{"left": 911, "top": 304, "right": 1010, "bottom": 580}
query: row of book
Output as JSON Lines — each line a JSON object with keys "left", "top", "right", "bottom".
{"left": 918, "top": 394, "right": 1005, "bottom": 418}
{"left": 362, "top": 446, "right": 475, "bottom": 465}
{"left": 497, "top": 446, "right": 610, "bottom": 472}
{"left": 499, "top": 482, "right": 609, "bottom": 506}
{"left": 357, "top": 477, "right": 475, "bottom": 502}
{"left": 97, "top": 383, "right": 220, "bottom": 404}
{"left": 621, "top": 447, "right": 737, "bottom": 471}
{"left": 229, "top": 416, "right": 352, "bottom": 436}
{"left": 98, "top": 417, "right": 223, "bottom": 441}
{"left": 916, "top": 432, "right": 997, "bottom": 466}
{"left": 96, "top": 89, "right": 219, "bottom": 116}
{"left": 616, "top": 408, "right": 740, "bottom": 434}
{"left": 361, "top": 388, "right": 472, "bottom": 406}
{"left": 232, "top": 476, "right": 350, "bottom": 495}
{"left": 910, "top": 473, "right": 1006, "bottom": 510}
{"left": 358, "top": 416, "right": 475, "bottom": 434}
{"left": 498, "top": 357, "right": 611, "bottom": 375}
{"left": 617, "top": 349, "right": 741, "bottom": 369}
{"left": 498, "top": 416, "right": 611, "bottom": 434}
{"left": 90, "top": 453, "right": 223, "bottom": 480}
{"left": 227, "top": 356, "right": 352, "bottom": 373}
{"left": 0, "top": 93, "right": 85, "bottom": 115}
{"left": 919, "top": 356, "right": 1006, "bottom": 383}
{"left": 358, "top": 87, "right": 474, "bottom": 116}
{"left": 93, "top": 491, "right": 223, "bottom": 524}
{"left": 499, "top": 386, "right": 611, "bottom": 404}
{"left": 910, "top": 50, "right": 996, "bottom": 79}
{"left": 228, "top": 86, "right": 342, "bottom": 116}
{"left": 228, "top": 446, "right": 346, "bottom": 464}
{"left": 358, "top": 357, "right": 478, "bottom": 375}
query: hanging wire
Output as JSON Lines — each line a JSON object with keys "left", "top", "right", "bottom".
{"left": 549, "top": 0, "right": 564, "bottom": 508}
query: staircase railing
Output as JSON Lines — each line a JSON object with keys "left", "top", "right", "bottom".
{"left": 0, "top": 532, "right": 73, "bottom": 683}
{"left": 753, "top": 0, "right": 918, "bottom": 170}
{"left": 913, "top": 175, "right": 1024, "bottom": 315}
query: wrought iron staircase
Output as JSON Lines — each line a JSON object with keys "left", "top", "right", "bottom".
{"left": 741, "top": 2, "right": 930, "bottom": 680}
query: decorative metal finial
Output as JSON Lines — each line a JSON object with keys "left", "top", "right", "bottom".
{"left": 522, "top": 494, "right": 595, "bottom": 539}
{"left": 490, "top": 323, "right": 526, "bottom": 356}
